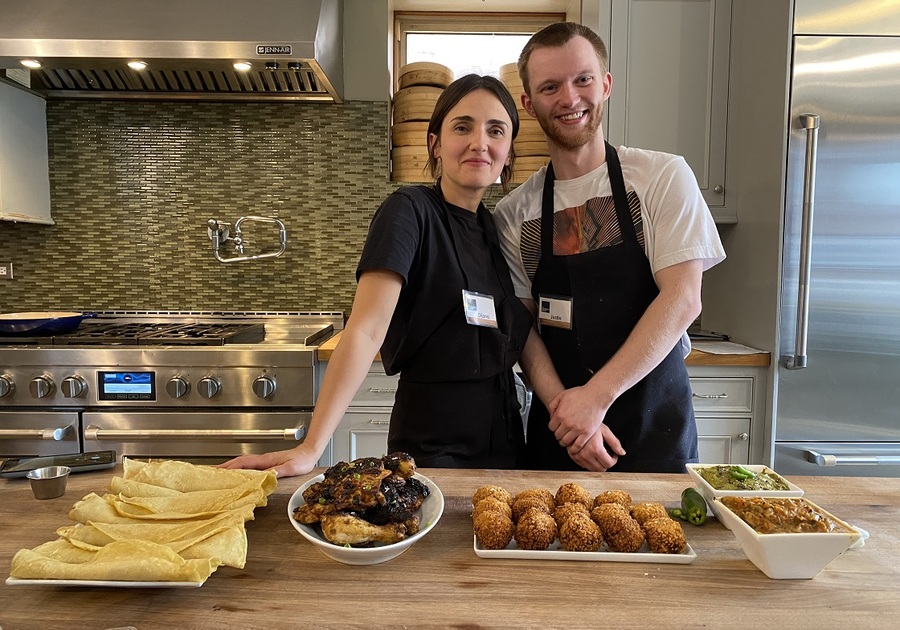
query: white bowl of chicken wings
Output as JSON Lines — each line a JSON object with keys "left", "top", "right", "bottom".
{"left": 287, "top": 453, "right": 444, "bottom": 565}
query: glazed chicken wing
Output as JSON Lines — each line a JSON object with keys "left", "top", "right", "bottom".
{"left": 319, "top": 513, "right": 408, "bottom": 546}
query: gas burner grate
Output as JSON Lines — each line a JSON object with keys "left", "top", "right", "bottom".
{"left": 42, "top": 322, "right": 266, "bottom": 346}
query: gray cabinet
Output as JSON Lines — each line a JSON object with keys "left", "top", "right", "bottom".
{"left": 328, "top": 366, "right": 396, "bottom": 464}
{"left": 324, "top": 360, "right": 764, "bottom": 466}
{"left": 0, "top": 80, "right": 52, "bottom": 225}
{"left": 688, "top": 366, "right": 767, "bottom": 465}
{"left": 601, "top": 0, "right": 734, "bottom": 222}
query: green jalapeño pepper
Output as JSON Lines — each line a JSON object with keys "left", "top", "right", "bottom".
{"left": 730, "top": 465, "right": 756, "bottom": 480}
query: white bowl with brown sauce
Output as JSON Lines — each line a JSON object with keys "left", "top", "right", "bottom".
{"left": 713, "top": 496, "right": 861, "bottom": 579}
{"left": 287, "top": 471, "right": 444, "bottom": 565}
{"left": 685, "top": 464, "right": 804, "bottom": 527}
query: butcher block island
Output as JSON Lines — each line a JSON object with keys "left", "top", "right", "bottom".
{"left": 1, "top": 468, "right": 897, "bottom": 630}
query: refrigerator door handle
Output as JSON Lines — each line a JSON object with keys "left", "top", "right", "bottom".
{"left": 805, "top": 449, "right": 900, "bottom": 467}
{"left": 786, "top": 113, "right": 820, "bottom": 370}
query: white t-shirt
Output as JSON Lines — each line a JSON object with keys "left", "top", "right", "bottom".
{"left": 492, "top": 145, "right": 726, "bottom": 356}
{"left": 494, "top": 145, "right": 725, "bottom": 297}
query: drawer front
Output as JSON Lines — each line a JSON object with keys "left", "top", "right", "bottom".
{"left": 351, "top": 370, "right": 399, "bottom": 407}
{"left": 690, "top": 377, "right": 753, "bottom": 414}
{"left": 336, "top": 409, "right": 391, "bottom": 462}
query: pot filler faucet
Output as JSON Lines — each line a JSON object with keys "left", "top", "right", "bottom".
{"left": 207, "top": 216, "right": 287, "bottom": 263}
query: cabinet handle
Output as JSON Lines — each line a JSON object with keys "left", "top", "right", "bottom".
{"left": 738, "top": 432, "right": 749, "bottom": 441}
{"left": 692, "top": 392, "right": 728, "bottom": 399}
{"left": 368, "top": 388, "right": 397, "bottom": 394}
{"left": 369, "top": 419, "right": 390, "bottom": 426}
{"left": 785, "top": 113, "right": 820, "bottom": 370}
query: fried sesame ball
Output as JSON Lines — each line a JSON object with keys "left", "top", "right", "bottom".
{"left": 472, "top": 485, "right": 513, "bottom": 507}
{"left": 644, "top": 517, "right": 687, "bottom": 554}
{"left": 514, "top": 507, "right": 558, "bottom": 550}
{"left": 589, "top": 502, "right": 630, "bottom": 529}
{"left": 593, "top": 489, "right": 632, "bottom": 509}
{"left": 472, "top": 497, "right": 512, "bottom": 521}
{"left": 512, "top": 497, "right": 551, "bottom": 522}
{"left": 514, "top": 488, "right": 556, "bottom": 513}
{"left": 559, "top": 512, "right": 603, "bottom": 552}
{"left": 595, "top": 510, "right": 645, "bottom": 553}
{"left": 473, "top": 510, "right": 515, "bottom": 550}
{"left": 553, "top": 502, "right": 590, "bottom": 528}
{"left": 554, "top": 482, "right": 593, "bottom": 508}
{"left": 630, "top": 502, "right": 670, "bottom": 527}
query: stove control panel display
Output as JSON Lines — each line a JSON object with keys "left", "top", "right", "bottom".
{"left": 98, "top": 371, "right": 156, "bottom": 401}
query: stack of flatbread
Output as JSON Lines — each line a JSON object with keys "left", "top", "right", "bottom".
{"left": 9, "top": 459, "right": 276, "bottom": 584}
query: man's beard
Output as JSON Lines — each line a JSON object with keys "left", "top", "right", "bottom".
{"left": 536, "top": 103, "right": 604, "bottom": 150}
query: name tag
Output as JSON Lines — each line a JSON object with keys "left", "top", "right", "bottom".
{"left": 537, "top": 295, "right": 573, "bottom": 330}
{"left": 462, "top": 290, "right": 499, "bottom": 328}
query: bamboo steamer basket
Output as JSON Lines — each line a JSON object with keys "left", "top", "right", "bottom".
{"left": 391, "top": 145, "right": 431, "bottom": 183}
{"left": 393, "top": 86, "right": 443, "bottom": 123}
{"left": 514, "top": 139, "right": 550, "bottom": 157}
{"left": 392, "top": 121, "right": 430, "bottom": 147}
{"left": 516, "top": 118, "right": 548, "bottom": 143}
{"left": 499, "top": 62, "right": 520, "bottom": 86}
{"left": 398, "top": 61, "right": 454, "bottom": 89}
{"left": 512, "top": 156, "right": 551, "bottom": 184}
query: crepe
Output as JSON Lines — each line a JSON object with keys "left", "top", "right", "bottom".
{"left": 10, "top": 458, "right": 278, "bottom": 583}
{"left": 121, "top": 458, "right": 277, "bottom": 495}
{"left": 56, "top": 511, "right": 249, "bottom": 568}
{"left": 69, "top": 492, "right": 258, "bottom": 524}
{"left": 10, "top": 539, "right": 220, "bottom": 583}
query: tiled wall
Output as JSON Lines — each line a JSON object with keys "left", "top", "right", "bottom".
{"left": 1, "top": 99, "right": 416, "bottom": 315}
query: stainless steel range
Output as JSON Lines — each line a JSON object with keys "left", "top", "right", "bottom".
{"left": 0, "top": 311, "right": 343, "bottom": 463}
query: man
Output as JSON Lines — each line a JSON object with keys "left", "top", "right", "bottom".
{"left": 494, "top": 22, "right": 725, "bottom": 473}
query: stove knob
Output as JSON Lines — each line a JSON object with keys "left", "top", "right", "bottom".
{"left": 0, "top": 374, "right": 15, "bottom": 398}
{"left": 29, "top": 375, "right": 56, "bottom": 399}
{"left": 197, "top": 376, "right": 221, "bottom": 399}
{"left": 252, "top": 375, "right": 276, "bottom": 399}
{"left": 61, "top": 375, "right": 88, "bottom": 398}
{"left": 166, "top": 376, "right": 191, "bottom": 399}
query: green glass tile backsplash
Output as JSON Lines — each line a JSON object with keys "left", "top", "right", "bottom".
{"left": 1, "top": 100, "right": 402, "bottom": 314}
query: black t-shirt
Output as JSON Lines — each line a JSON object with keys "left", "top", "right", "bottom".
{"left": 357, "top": 185, "right": 516, "bottom": 380}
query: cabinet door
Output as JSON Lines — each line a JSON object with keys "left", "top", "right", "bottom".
{"left": 607, "top": 0, "right": 733, "bottom": 220}
{"left": 333, "top": 408, "right": 391, "bottom": 463}
{"left": 696, "top": 417, "right": 750, "bottom": 464}
{"left": 0, "top": 81, "right": 53, "bottom": 224}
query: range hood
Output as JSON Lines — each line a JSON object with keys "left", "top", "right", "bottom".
{"left": 0, "top": 0, "right": 343, "bottom": 102}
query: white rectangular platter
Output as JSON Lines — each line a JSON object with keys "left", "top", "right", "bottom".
{"left": 474, "top": 537, "right": 696, "bottom": 564}
{"left": 6, "top": 577, "right": 203, "bottom": 588}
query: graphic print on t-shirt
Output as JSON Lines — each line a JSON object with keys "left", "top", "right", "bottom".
{"left": 520, "top": 190, "right": 645, "bottom": 282}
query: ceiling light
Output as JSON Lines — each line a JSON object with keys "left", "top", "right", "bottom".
{"left": 233, "top": 61, "right": 252, "bottom": 72}
{"left": 127, "top": 61, "right": 148, "bottom": 70}
{"left": 20, "top": 59, "right": 42, "bottom": 69}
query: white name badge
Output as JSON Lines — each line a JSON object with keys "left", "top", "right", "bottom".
{"left": 537, "top": 295, "right": 573, "bottom": 330}
{"left": 462, "top": 290, "right": 499, "bottom": 328}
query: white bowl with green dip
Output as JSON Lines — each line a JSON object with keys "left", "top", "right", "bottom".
{"left": 685, "top": 464, "right": 804, "bottom": 527}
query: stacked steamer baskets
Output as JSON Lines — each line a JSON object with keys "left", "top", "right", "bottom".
{"left": 499, "top": 62, "right": 550, "bottom": 184}
{"left": 391, "top": 62, "right": 455, "bottom": 183}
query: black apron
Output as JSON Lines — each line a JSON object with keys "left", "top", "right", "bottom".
{"left": 388, "top": 187, "right": 532, "bottom": 469}
{"left": 526, "top": 143, "right": 697, "bottom": 473}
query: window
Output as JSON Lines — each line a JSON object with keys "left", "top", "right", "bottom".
{"left": 394, "top": 12, "right": 565, "bottom": 89}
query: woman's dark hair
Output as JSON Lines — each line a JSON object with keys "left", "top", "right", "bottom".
{"left": 425, "top": 74, "right": 519, "bottom": 193}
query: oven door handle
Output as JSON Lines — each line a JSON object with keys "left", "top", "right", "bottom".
{"left": 84, "top": 425, "right": 306, "bottom": 442}
{"left": 0, "top": 425, "right": 75, "bottom": 441}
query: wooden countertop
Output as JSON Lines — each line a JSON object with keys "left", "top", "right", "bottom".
{"left": 317, "top": 331, "right": 771, "bottom": 367}
{"left": 1, "top": 468, "right": 896, "bottom": 629}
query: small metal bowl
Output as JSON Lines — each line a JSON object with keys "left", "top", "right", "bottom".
{"left": 25, "top": 466, "right": 71, "bottom": 500}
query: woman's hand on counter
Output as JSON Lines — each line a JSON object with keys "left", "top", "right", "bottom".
{"left": 219, "top": 445, "right": 319, "bottom": 478}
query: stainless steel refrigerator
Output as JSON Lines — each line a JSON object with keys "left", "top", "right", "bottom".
{"left": 774, "top": 0, "right": 900, "bottom": 476}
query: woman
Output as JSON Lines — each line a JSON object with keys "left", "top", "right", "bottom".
{"left": 221, "top": 74, "right": 533, "bottom": 477}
